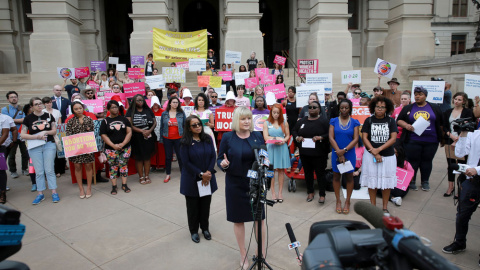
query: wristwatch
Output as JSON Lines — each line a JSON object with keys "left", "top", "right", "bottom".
{"left": 344, "top": 148, "right": 348, "bottom": 152}
{"left": 199, "top": 172, "right": 204, "bottom": 178}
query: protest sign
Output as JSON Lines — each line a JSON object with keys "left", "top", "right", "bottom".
{"left": 396, "top": 167, "right": 414, "bottom": 191}
{"left": 252, "top": 113, "right": 269, "bottom": 131}
{"left": 411, "top": 80, "right": 445, "bottom": 104}
{"left": 225, "top": 50, "right": 242, "bottom": 64}
{"left": 83, "top": 100, "right": 104, "bottom": 113}
{"left": 297, "top": 59, "right": 318, "bottom": 77}
{"left": 75, "top": 67, "right": 90, "bottom": 78}
{"left": 261, "top": 74, "right": 275, "bottom": 86}
{"left": 145, "top": 75, "right": 165, "bottom": 89}
{"left": 96, "top": 89, "right": 112, "bottom": 100}
{"left": 245, "top": 77, "right": 259, "bottom": 89}
{"left": 93, "top": 120, "right": 104, "bottom": 152}
{"left": 123, "top": 82, "right": 145, "bottom": 98}
{"left": 108, "top": 57, "right": 119, "bottom": 65}
{"left": 265, "top": 92, "right": 276, "bottom": 106}
{"left": 176, "top": 61, "right": 189, "bottom": 70}
{"left": 104, "top": 92, "right": 126, "bottom": 106}
{"left": 215, "top": 107, "right": 235, "bottom": 131}
{"left": 255, "top": 68, "right": 269, "bottom": 78}
{"left": 235, "top": 72, "right": 250, "bottom": 85}
{"left": 131, "top": 55, "right": 145, "bottom": 65}
{"left": 351, "top": 106, "right": 370, "bottom": 124}
{"left": 464, "top": 74, "right": 480, "bottom": 98}
{"left": 214, "top": 85, "right": 227, "bottom": 98}
{"left": 273, "top": 55, "right": 287, "bottom": 66}
{"left": 116, "top": 64, "right": 126, "bottom": 72}
{"left": 88, "top": 81, "right": 100, "bottom": 91}
{"left": 296, "top": 85, "right": 325, "bottom": 107}
{"left": 351, "top": 98, "right": 360, "bottom": 106}
{"left": 197, "top": 76, "right": 210, "bottom": 87}
{"left": 374, "top": 58, "right": 397, "bottom": 79}
{"left": 189, "top": 58, "right": 206, "bottom": 71}
{"left": 218, "top": 71, "right": 232, "bottom": 81}
{"left": 162, "top": 67, "right": 186, "bottom": 83}
{"left": 183, "top": 106, "right": 194, "bottom": 117}
{"left": 56, "top": 123, "right": 67, "bottom": 158}
{"left": 209, "top": 105, "right": 222, "bottom": 115}
{"left": 209, "top": 76, "right": 222, "bottom": 88}
{"left": 90, "top": 61, "right": 106, "bottom": 72}
{"left": 264, "top": 83, "right": 286, "bottom": 99}
{"left": 128, "top": 68, "right": 145, "bottom": 79}
{"left": 306, "top": 73, "right": 332, "bottom": 93}
{"left": 62, "top": 132, "right": 98, "bottom": 158}
{"left": 57, "top": 67, "right": 75, "bottom": 79}
{"left": 153, "top": 28, "right": 207, "bottom": 62}
{"left": 341, "top": 70, "right": 361, "bottom": 84}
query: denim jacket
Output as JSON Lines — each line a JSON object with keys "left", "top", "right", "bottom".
{"left": 159, "top": 110, "right": 186, "bottom": 143}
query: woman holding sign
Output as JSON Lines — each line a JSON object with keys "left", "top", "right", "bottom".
{"left": 66, "top": 101, "right": 95, "bottom": 199}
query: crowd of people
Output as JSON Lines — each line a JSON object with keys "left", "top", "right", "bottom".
{"left": 1, "top": 50, "right": 480, "bottom": 269}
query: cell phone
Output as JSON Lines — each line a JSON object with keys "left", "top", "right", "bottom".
{"left": 373, "top": 157, "right": 377, "bottom": 163}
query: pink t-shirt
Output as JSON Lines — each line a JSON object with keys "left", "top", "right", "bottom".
{"left": 392, "top": 105, "right": 404, "bottom": 139}
{"left": 355, "top": 146, "right": 365, "bottom": 168}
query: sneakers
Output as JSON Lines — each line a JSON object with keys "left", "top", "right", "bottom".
{"left": 22, "top": 170, "right": 29, "bottom": 176}
{"left": 10, "top": 172, "right": 19, "bottom": 178}
{"left": 52, "top": 193, "right": 60, "bottom": 203}
{"left": 5, "top": 186, "right": 9, "bottom": 191}
{"left": 421, "top": 182, "right": 430, "bottom": 191}
{"left": 442, "top": 242, "right": 466, "bottom": 254}
{"left": 31, "top": 184, "right": 37, "bottom": 192}
{"left": 32, "top": 194, "right": 45, "bottom": 205}
{"left": 391, "top": 197, "right": 402, "bottom": 206}
{"left": 409, "top": 183, "right": 418, "bottom": 191}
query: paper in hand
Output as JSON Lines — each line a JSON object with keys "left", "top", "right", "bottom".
{"left": 302, "top": 138, "right": 315, "bottom": 148}
{"left": 411, "top": 117, "right": 430, "bottom": 136}
{"left": 197, "top": 181, "right": 212, "bottom": 197}
{"left": 337, "top": 161, "right": 354, "bottom": 174}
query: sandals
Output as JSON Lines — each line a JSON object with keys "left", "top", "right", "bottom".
{"left": 286, "top": 168, "right": 291, "bottom": 173}
{"left": 122, "top": 184, "right": 131, "bottom": 193}
{"left": 343, "top": 202, "right": 350, "bottom": 214}
{"left": 111, "top": 185, "right": 117, "bottom": 195}
{"left": 145, "top": 176, "right": 151, "bottom": 184}
{"left": 336, "top": 201, "right": 342, "bottom": 214}
{"left": 139, "top": 177, "right": 147, "bottom": 185}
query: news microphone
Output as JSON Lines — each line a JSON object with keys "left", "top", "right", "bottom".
{"left": 285, "top": 223, "right": 301, "bottom": 263}
{"left": 354, "top": 201, "right": 386, "bottom": 229}
{"left": 448, "top": 163, "right": 469, "bottom": 174}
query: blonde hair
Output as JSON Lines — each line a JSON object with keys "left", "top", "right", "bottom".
{"left": 231, "top": 106, "right": 253, "bottom": 132}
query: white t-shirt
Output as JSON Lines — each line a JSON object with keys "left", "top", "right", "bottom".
{"left": 43, "top": 109, "right": 62, "bottom": 125}
{"left": 0, "top": 114, "right": 14, "bottom": 146}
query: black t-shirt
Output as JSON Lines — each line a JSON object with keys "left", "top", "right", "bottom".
{"left": 100, "top": 115, "right": 132, "bottom": 150}
{"left": 247, "top": 59, "right": 258, "bottom": 71}
{"left": 65, "top": 85, "right": 80, "bottom": 99}
{"left": 23, "top": 112, "right": 56, "bottom": 142}
{"left": 361, "top": 116, "right": 398, "bottom": 156}
{"left": 292, "top": 117, "right": 330, "bottom": 157}
{"left": 125, "top": 107, "right": 155, "bottom": 130}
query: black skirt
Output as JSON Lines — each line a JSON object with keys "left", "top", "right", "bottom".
{"left": 130, "top": 132, "right": 157, "bottom": 161}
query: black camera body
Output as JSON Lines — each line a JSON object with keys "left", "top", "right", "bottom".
{"left": 452, "top": 118, "right": 476, "bottom": 133}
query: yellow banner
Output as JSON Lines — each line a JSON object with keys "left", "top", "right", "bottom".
{"left": 153, "top": 28, "right": 208, "bottom": 62}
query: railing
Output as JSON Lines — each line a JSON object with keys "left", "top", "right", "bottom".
{"left": 281, "top": 50, "right": 305, "bottom": 85}
{"left": 102, "top": 52, "right": 113, "bottom": 62}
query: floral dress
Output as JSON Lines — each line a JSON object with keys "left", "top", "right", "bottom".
{"left": 66, "top": 116, "right": 95, "bottom": 163}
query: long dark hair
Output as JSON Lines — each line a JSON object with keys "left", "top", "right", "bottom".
{"left": 194, "top": 93, "right": 210, "bottom": 110}
{"left": 180, "top": 115, "right": 211, "bottom": 146}
{"left": 395, "top": 144, "right": 406, "bottom": 168}
{"left": 167, "top": 96, "right": 184, "bottom": 113}
{"left": 71, "top": 101, "right": 84, "bottom": 116}
{"left": 129, "top": 94, "right": 151, "bottom": 119}
{"left": 107, "top": 100, "right": 124, "bottom": 116}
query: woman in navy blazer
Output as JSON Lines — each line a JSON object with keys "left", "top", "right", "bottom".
{"left": 217, "top": 106, "right": 265, "bottom": 269}
{"left": 179, "top": 115, "right": 217, "bottom": 244}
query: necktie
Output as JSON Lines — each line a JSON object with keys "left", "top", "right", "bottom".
{"left": 57, "top": 97, "right": 61, "bottom": 109}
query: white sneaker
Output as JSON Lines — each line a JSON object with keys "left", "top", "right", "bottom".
{"left": 391, "top": 197, "right": 402, "bottom": 206}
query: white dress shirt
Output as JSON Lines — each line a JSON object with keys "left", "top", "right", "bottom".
{"left": 455, "top": 129, "right": 480, "bottom": 177}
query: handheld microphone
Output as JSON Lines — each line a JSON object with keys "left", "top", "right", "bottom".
{"left": 353, "top": 201, "right": 386, "bottom": 229}
{"left": 285, "top": 223, "right": 301, "bottom": 263}
{"left": 448, "top": 163, "right": 469, "bottom": 174}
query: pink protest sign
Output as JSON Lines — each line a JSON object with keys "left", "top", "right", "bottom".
{"left": 82, "top": 100, "right": 104, "bottom": 113}
{"left": 264, "top": 83, "right": 286, "bottom": 99}
{"left": 396, "top": 167, "right": 414, "bottom": 191}
{"left": 245, "top": 77, "right": 259, "bottom": 89}
{"left": 104, "top": 92, "right": 127, "bottom": 107}
{"left": 351, "top": 98, "right": 360, "bottom": 106}
{"left": 255, "top": 68, "right": 269, "bottom": 78}
{"left": 123, "top": 82, "right": 145, "bottom": 98}
{"left": 176, "top": 61, "right": 189, "bottom": 70}
{"left": 145, "top": 99, "right": 151, "bottom": 107}
{"left": 218, "top": 71, "right": 232, "bottom": 81}
{"left": 273, "top": 55, "right": 287, "bottom": 66}
{"left": 87, "top": 81, "right": 100, "bottom": 91}
{"left": 261, "top": 74, "right": 275, "bottom": 86}
{"left": 75, "top": 67, "right": 90, "bottom": 78}
{"left": 128, "top": 68, "right": 145, "bottom": 79}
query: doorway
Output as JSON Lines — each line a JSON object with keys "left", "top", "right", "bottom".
{"left": 104, "top": 0, "right": 133, "bottom": 66}
{"left": 260, "top": 0, "right": 290, "bottom": 68}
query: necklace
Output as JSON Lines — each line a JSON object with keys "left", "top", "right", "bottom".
{"left": 193, "top": 137, "right": 201, "bottom": 142}
{"left": 339, "top": 117, "right": 351, "bottom": 130}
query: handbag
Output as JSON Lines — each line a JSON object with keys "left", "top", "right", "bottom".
{"left": 444, "top": 143, "right": 465, "bottom": 161}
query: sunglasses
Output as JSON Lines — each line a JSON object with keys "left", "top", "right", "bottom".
{"left": 211, "top": 96, "right": 218, "bottom": 98}
{"left": 354, "top": 92, "right": 361, "bottom": 95}
{"left": 308, "top": 106, "right": 319, "bottom": 109}
{"left": 113, "top": 86, "right": 120, "bottom": 89}
{"left": 191, "top": 123, "right": 202, "bottom": 128}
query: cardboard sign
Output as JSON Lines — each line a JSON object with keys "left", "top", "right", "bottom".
{"left": 261, "top": 74, "right": 275, "bottom": 86}
{"left": 411, "top": 80, "right": 446, "bottom": 104}
{"left": 87, "top": 81, "right": 100, "bottom": 91}
{"left": 116, "top": 64, "right": 126, "bottom": 72}
{"left": 62, "top": 132, "right": 98, "bottom": 158}
{"left": 57, "top": 67, "right": 75, "bottom": 79}
{"left": 306, "top": 73, "right": 332, "bottom": 93}
{"left": 374, "top": 58, "right": 397, "bottom": 79}
{"left": 235, "top": 72, "right": 250, "bottom": 85}
{"left": 176, "top": 61, "right": 189, "bottom": 70}
{"left": 145, "top": 75, "right": 165, "bottom": 89}
{"left": 162, "top": 67, "right": 186, "bottom": 83}
{"left": 209, "top": 76, "right": 222, "bottom": 88}
{"left": 90, "top": 61, "right": 106, "bottom": 72}
{"left": 396, "top": 167, "right": 414, "bottom": 191}
{"left": 273, "top": 55, "right": 286, "bottom": 66}
{"left": 214, "top": 84, "right": 227, "bottom": 99}
{"left": 351, "top": 106, "right": 370, "bottom": 125}
{"left": 215, "top": 107, "right": 235, "bottom": 131}
{"left": 218, "top": 71, "right": 232, "bottom": 81}
{"left": 225, "top": 50, "right": 242, "bottom": 64}
{"left": 131, "top": 55, "right": 145, "bottom": 66}
{"left": 341, "top": 70, "right": 362, "bottom": 84}
{"left": 128, "top": 68, "right": 145, "bottom": 79}
{"left": 104, "top": 92, "right": 127, "bottom": 106}
{"left": 75, "top": 67, "right": 90, "bottom": 78}
{"left": 255, "top": 68, "right": 269, "bottom": 78}
{"left": 123, "top": 82, "right": 145, "bottom": 98}
{"left": 297, "top": 59, "right": 319, "bottom": 77}
{"left": 245, "top": 77, "right": 259, "bottom": 89}
{"left": 296, "top": 85, "right": 325, "bottom": 107}
{"left": 264, "top": 83, "right": 286, "bottom": 100}
{"left": 82, "top": 100, "right": 104, "bottom": 113}
{"left": 464, "top": 74, "right": 480, "bottom": 98}
{"left": 108, "top": 57, "right": 119, "bottom": 65}
{"left": 252, "top": 114, "right": 269, "bottom": 131}
{"left": 189, "top": 58, "right": 206, "bottom": 72}
{"left": 197, "top": 76, "right": 210, "bottom": 87}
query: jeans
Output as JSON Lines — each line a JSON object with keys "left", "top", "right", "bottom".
{"left": 404, "top": 141, "right": 438, "bottom": 185}
{"left": 163, "top": 138, "right": 182, "bottom": 175}
{"left": 454, "top": 179, "right": 480, "bottom": 245}
{"left": 28, "top": 142, "right": 57, "bottom": 191}
{"left": 300, "top": 155, "right": 327, "bottom": 196}
{"left": 8, "top": 141, "right": 28, "bottom": 172}
{"left": 290, "top": 157, "right": 302, "bottom": 170}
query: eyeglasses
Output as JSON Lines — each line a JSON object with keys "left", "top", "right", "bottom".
{"left": 376, "top": 106, "right": 386, "bottom": 110}
{"left": 33, "top": 103, "right": 42, "bottom": 106}
{"left": 191, "top": 123, "right": 202, "bottom": 128}
{"left": 86, "top": 92, "right": 93, "bottom": 95}
{"left": 113, "top": 86, "right": 120, "bottom": 89}
{"left": 211, "top": 96, "right": 218, "bottom": 98}
{"left": 308, "top": 106, "right": 319, "bottom": 109}
{"left": 354, "top": 92, "right": 361, "bottom": 95}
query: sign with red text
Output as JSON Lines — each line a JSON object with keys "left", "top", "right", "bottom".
{"left": 127, "top": 68, "right": 145, "bottom": 79}
{"left": 62, "top": 132, "right": 98, "bottom": 158}
{"left": 218, "top": 71, "right": 232, "bottom": 81}
{"left": 75, "top": 67, "right": 90, "bottom": 78}
{"left": 176, "top": 61, "right": 189, "bottom": 70}
{"left": 273, "top": 55, "right": 287, "bottom": 66}
{"left": 261, "top": 74, "right": 275, "bottom": 86}
{"left": 123, "top": 82, "right": 145, "bottom": 98}
{"left": 104, "top": 92, "right": 127, "bottom": 107}
{"left": 82, "top": 100, "right": 104, "bottom": 113}
{"left": 245, "top": 77, "right": 259, "bottom": 89}
{"left": 255, "top": 68, "right": 269, "bottom": 78}
{"left": 215, "top": 107, "right": 235, "bottom": 131}
{"left": 264, "top": 83, "right": 286, "bottom": 99}
{"left": 297, "top": 59, "right": 318, "bottom": 77}
{"left": 351, "top": 106, "right": 371, "bottom": 125}
{"left": 396, "top": 167, "right": 414, "bottom": 191}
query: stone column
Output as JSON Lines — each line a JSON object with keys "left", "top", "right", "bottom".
{"left": 129, "top": 0, "right": 171, "bottom": 61}
{"left": 223, "top": 0, "right": 263, "bottom": 66}
{"left": 28, "top": 0, "right": 85, "bottom": 88}
{"left": 364, "top": 0, "right": 389, "bottom": 67}
{"left": 0, "top": 0, "right": 21, "bottom": 73}
{"left": 306, "top": 0, "right": 353, "bottom": 72}
{"left": 383, "top": 0, "right": 434, "bottom": 80}
{"left": 292, "top": 0, "right": 310, "bottom": 61}
{"left": 78, "top": 0, "right": 102, "bottom": 61}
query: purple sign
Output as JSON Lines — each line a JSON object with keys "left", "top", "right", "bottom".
{"left": 209, "top": 105, "right": 222, "bottom": 115}
{"left": 90, "top": 61, "right": 107, "bottom": 72}
{"left": 131, "top": 55, "right": 145, "bottom": 66}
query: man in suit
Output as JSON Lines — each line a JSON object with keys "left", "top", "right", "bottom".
{"left": 52, "top": 85, "right": 71, "bottom": 123}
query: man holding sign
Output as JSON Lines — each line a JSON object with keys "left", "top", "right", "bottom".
{"left": 377, "top": 75, "right": 401, "bottom": 108}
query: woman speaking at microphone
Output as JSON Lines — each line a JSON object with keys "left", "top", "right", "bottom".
{"left": 217, "top": 106, "right": 265, "bottom": 270}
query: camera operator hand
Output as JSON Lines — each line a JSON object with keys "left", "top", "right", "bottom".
{"left": 465, "top": 168, "right": 478, "bottom": 177}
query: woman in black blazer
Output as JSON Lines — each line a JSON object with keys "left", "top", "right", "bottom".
{"left": 179, "top": 115, "right": 217, "bottom": 244}
{"left": 442, "top": 92, "right": 473, "bottom": 197}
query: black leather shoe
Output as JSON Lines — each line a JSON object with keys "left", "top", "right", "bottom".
{"left": 191, "top": 233, "right": 200, "bottom": 243}
{"left": 203, "top": 230, "right": 212, "bottom": 240}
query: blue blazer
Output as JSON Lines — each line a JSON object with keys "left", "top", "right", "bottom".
{"left": 179, "top": 139, "right": 217, "bottom": 197}
{"left": 217, "top": 131, "right": 265, "bottom": 178}
{"left": 51, "top": 96, "right": 71, "bottom": 123}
